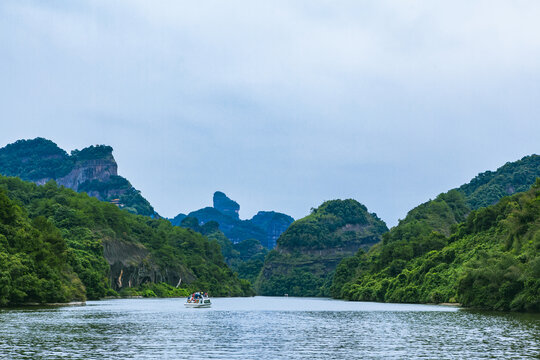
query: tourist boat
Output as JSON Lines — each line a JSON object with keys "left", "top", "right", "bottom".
{"left": 184, "top": 292, "right": 211, "bottom": 308}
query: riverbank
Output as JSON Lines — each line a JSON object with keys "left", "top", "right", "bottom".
{"left": 438, "top": 302, "right": 462, "bottom": 307}
{"left": 9, "top": 301, "right": 86, "bottom": 307}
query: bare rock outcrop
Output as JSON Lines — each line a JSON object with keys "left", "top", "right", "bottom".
{"left": 103, "top": 239, "right": 196, "bottom": 291}
{"left": 58, "top": 159, "right": 118, "bottom": 196}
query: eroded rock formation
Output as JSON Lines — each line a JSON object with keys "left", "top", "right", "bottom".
{"left": 0, "top": 138, "right": 155, "bottom": 216}
{"left": 103, "top": 239, "right": 196, "bottom": 291}
{"left": 178, "top": 191, "right": 294, "bottom": 249}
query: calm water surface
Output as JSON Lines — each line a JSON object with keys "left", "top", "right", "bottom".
{"left": 0, "top": 297, "right": 538, "bottom": 359}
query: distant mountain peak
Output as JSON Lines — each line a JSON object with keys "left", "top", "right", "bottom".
{"left": 213, "top": 191, "right": 240, "bottom": 220}
{"left": 173, "top": 192, "right": 294, "bottom": 249}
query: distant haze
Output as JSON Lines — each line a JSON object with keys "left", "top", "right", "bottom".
{"left": 1, "top": 1, "right": 539, "bottom": 226}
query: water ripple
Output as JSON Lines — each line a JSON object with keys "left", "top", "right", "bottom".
{"left": 0, "top": 297, "right": 538, "bottom": 359}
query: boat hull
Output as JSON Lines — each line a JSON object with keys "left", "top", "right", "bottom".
{"left": 184, "top": 302, "right": 211, "bottom": 308}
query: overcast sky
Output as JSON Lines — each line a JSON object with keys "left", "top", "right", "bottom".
{"left": 1, "top": 1, "right": 539, "bottom": 226}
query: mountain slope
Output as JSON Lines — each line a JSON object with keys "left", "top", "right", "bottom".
{"left": 0, "top": 138, "right": 155, "bottom": 216}
{"left": 0, "top": 187, "right": 84, "bottom": 305}
{"left": 458, "top": 154, "right": 539, "bottom": 209}
{"left": 179, "top": 217, "right": 267, "bottom": 286}
{"left": 0, "top": 176, "right": 251, "bottom": 301}
{"left": 336, "top": 180, "right": 540, "bottom": 311}
{"left": 332, "top": 155, "right": 540, "bottom": 311}
{"left": 256, "top": 199, "right": 388, "bottom": 296}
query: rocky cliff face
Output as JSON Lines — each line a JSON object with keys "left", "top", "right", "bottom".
{"left": 58, "top": 158, "right": 117, "bottom": 196}
{"left": 0, "top": 138, "right": 155, "bottom": 216}
{"left": 103, "top": 239, "right": 196, "bottom": 291}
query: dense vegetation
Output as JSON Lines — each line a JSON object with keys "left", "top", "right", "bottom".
{"left": 180, "top": 217, "right": 267, "bottom": 286}
{"left": 334, "top": 180, "right": 540, "bottom": 312}
{"left": 0, "top": 138, "right": 155, "bottom": 216}
{"left": 330, "top": 190, "right": 471, "bottom": 300}
{"left": 77, "top": 176, "right": 154, "bottom": 216}
{"left": 0, "top": 188, "right": 84, "bottom": 305}
{"left": 277, "top": 200, "right": 388, "bottom": 250}
{"left": 70, "top": 145, "right": 114, "bottom": 161}
{"left": 0, "top": 138, "right": 73, "bottom": 180}
{"left": 3, "top": 138, "right": 537, "bottom": 309}
{"left": 256, "top": 199, "right": 388, "bottom": 297}
{"left": 331, "top": 155, "right": 540, "bottom": 312}
{"left": 457, "top": 155, "right": 540, "bottom": 209}
{"left": 0, "top": 176, "right": 252, "bottom": 305}
{"left": 228, "top": 239, "right": 268, "bottom": 284}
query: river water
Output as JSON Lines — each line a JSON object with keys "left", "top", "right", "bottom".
{"left": 0, "top": 297, "right": 538, "bottom": 359}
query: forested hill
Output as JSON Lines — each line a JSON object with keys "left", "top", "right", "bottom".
{"left": 332, "top": 155, "right": 540, "bottom": 312}
{"left": 347, "top": 154, "right": 540, "bottom": 274}
{"left": 256, "top": 199, "right": 388, "bottom": 297}
{"left": 0, "top": 187, "right": 85, "bottom": 305}
{"left": 0, "top": 138, "right": 155, "bottom": 216}
{"left": 333, "top": 179, "right": 540, "bottom": 312}
{"left": 0, "top": 176, "right": 251, "bottom": 306}
{"left": 375, "top": 154, "right": 539, "bottom": 242}
{"left": 178, "top": 217, "right": 268, "bottom": 286}
{"left": 457, "top": 154, "right": 540, "bottom": 209}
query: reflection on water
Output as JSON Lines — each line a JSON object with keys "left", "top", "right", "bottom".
{"left": 0, "top": 297, "right": 538, "bottom": 359}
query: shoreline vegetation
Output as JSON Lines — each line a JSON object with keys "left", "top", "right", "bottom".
{"left": 0, "top": 175, "right": 252, "bottom": 307}
{"left": 0, "top": 138, "right": 538, "bottom": 313}
{"left": 10, "top": 301, "right": 86, "bottom": 307}
{"left": 256, "top": 155, "right": 539, "bottom": 312}
{"left": 331, "top": 177, "right": 540, "bottom": 312}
